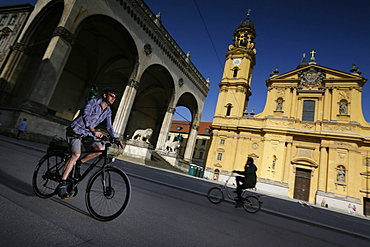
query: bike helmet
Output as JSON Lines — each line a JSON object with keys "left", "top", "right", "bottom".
{"left": 101, "top": 87, "right": 117, "bottom": 96}
{"left": 101, "top": 87, "right": 118, "bottom": 106}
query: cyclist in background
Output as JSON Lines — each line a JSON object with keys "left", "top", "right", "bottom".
{"left": 233, "top": 157, "right": 258, "bottom": 207}
{"left": 57, "top": 87, "right": 122, "bottom": 199}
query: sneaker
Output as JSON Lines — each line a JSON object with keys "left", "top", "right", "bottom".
{"left": 57, "top": 182, "right": 69, "bottom": 199}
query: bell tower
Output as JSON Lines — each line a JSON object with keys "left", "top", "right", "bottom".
{"left": 214, "top": 10, "right": 257, "bottom": 118}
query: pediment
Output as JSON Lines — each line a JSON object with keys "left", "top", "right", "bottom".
{"left": 267, "top": 65, "right": 366, "bottom": 88}
{"left": 269, "top": 65, "right": 364, "bottom": 81}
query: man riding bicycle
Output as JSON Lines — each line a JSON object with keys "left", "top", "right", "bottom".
{"left": 58, "top": 87, "right": 122, "bottom": 199}
{"left": 233, "top": 157, "right": 258, "bottom": 207}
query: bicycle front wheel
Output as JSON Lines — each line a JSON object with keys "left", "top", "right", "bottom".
{"left": 207, "top": 187, "right": 224, "bottom": 204}
{"left": 32, "top": 154, "right": 66, "bottom": 198}
{"left": 243, "top": 195, "right": 261, "bottom": 213}
{"left": 85, "top": 166, "right": 131, "bottom": 221}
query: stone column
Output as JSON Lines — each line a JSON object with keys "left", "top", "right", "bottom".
{"left": 283, "top": 141, "right": 292, "bottom": 182}
{"left": 155, "top": 106, "right": 176, "bottom": 151}
{"left": 318, "top": 145, "right": 328, "bottom": 191}
{"left": 184, "top": 114, "right": 201, "bottom": 162}
{"left": 113, "top": 79, "right": 140, "bottom": 138}
{"left": 0, "top": 43, "right": 32, "bottom": 101}
{"left": 323, "top": 88, "right": 331, "bottom": 121}
{"left": 290, "top": 88, "right": 297, "bottom": 118}
{"left": 27, "top": 26, "right": 75, "bottom": 111}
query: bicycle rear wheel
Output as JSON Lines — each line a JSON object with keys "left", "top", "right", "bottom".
{"left": 207, "top": 187, "right": 224, "bottom": 204}
{"left": 32, "top": 154, "right": 66, "bottom": 198}
{"left": 85, "top": 166, "right": 131, "bottom": 221}
{"left": 243, "top": 195, "right": 261, "bottom": 213}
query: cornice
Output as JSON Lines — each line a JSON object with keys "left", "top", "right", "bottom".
{"left": 120, "top": 0, "right": 209, "bottom": 96}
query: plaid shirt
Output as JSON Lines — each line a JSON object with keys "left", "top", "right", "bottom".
{"left": 69, "top": 98, "right": 116, "bottom": 138}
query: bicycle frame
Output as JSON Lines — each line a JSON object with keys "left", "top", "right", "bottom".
{"left": 218, "top": 174, "right": 256, "bottom": 200}
{"left": 70, "top": 141, "right": 115, "bottom": 186}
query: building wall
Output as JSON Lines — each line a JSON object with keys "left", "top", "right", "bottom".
{"left": 167, "top": 120, "right": 211, "bottom": 167}
{"left": 0, "top": 4, "right": 33, "bottom": 71}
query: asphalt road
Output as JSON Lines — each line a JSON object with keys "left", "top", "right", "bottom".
{"left": 0, "top": 136, "right": 369, "bottom": 246}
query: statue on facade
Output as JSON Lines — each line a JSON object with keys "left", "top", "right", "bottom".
{"left": 276, "top": 98, "right": 283, "bottom": 111}
{"left": 339, "top": 101, "right": 347, "bottom": 114}
{"left": 337, "top": 167, "right": 345, "bottom": 182}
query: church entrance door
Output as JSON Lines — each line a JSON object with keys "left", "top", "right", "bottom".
{"left": 364, "top": 197, "right": 370, "bottom": 216}
{"left": 293, "top": 168, "right": 311, "bottom": 201}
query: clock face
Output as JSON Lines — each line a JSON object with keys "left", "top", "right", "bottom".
{"left": 232, "top": 58, "right": 242, "bottom": 66}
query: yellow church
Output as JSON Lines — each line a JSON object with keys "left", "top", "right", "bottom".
{"left": 204, "top": 12, "right": 370, "bottom": 216}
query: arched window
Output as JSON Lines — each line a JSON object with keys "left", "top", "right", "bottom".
{"left": 233, "top": 68, "right": 238, "bottom": 78}
{"left": 226, "top": 104, "right": 232, "bottom": 116}
{"left": 213, "top": 169, "right": 220, "bottom": 181}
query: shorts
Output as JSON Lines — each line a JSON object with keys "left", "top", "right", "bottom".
{"left": 66, "top": 127, "right": 103, "bottom": 153}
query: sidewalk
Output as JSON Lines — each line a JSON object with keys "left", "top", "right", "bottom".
{"left": 1, "top": 134, "right": 369, "bottom": 241}
{"left": 0, "top": 134, "right": 49, "bottom": 153}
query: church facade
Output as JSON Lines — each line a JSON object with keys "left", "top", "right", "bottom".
{"left": 205, "top": 13, "right": 370, "bottom": 215}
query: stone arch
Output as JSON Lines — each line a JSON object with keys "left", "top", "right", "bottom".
{"left": 6, "top": 1, "right": 64, "bottom": 105}
{"left": 176, "top": 92, "right": 199, "bottom": 121}
{"left": 49, "top": 14, "right": 138, "bottom": 120}
{"left": 125, "top": 64, "right": 175, "bottom": 147}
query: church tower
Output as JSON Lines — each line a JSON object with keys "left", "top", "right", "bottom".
{"left": 205, "top": 11, "right": 370, "bottom": 215}
{"left": 213, "top": 10, "right": 256, "bottom": 119}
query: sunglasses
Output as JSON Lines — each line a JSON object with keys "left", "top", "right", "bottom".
{"left": 109, "top": 93, "right": 117, "bottom": 98}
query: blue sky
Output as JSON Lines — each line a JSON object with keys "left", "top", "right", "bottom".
{"left": 4, "top": 0, "right": 370, "bottom": 123}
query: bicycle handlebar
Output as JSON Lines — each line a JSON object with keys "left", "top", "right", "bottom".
{"left": 100, "top": 135, "right": 124, "bottom": 149}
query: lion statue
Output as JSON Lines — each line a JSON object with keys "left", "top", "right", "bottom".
{"left": 131, "top": 128, "right": 153, "bottom": 143}
{"left": 165, "top": 141, "right": 181, "bottom": 153}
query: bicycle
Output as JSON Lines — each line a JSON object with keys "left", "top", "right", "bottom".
{"left": 32, "top": 136, "right": 131, "bottom": 221}
{"left": 207, "top": 174, "right": 262, "bottom": 213}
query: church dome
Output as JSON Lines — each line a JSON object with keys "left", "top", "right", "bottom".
{"left": 234, "top": 10, "right": 256, "bottom": 39}
{"left": 296, "top": 53, "right": 308, "bottom": 69}
{"left": 297, "top": 60, "right": 308, "bottom": 69}
{"left": 238, "top": 18, "right": 254, "bottom": 29}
